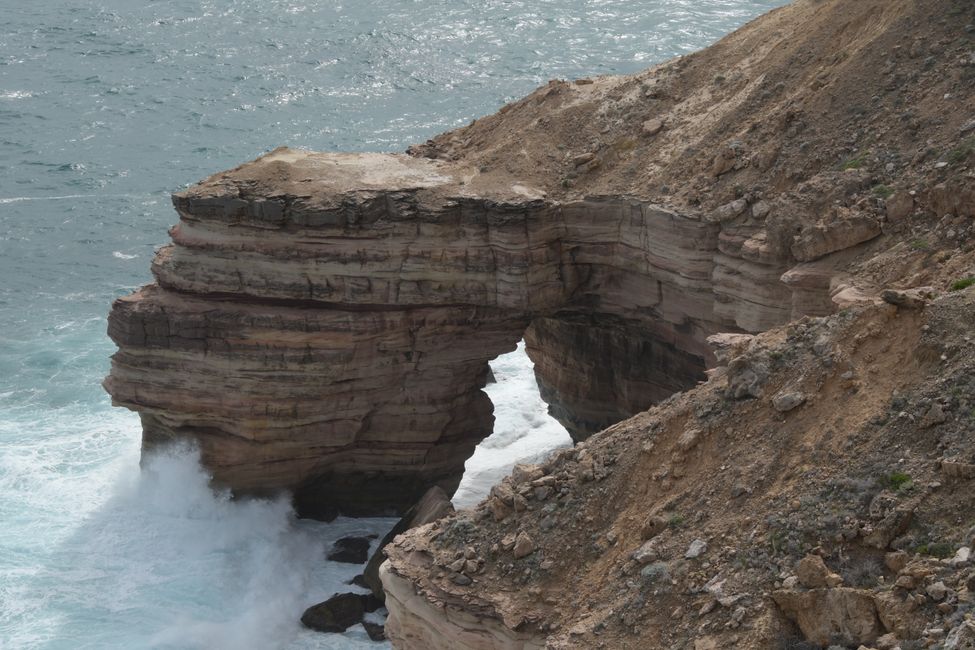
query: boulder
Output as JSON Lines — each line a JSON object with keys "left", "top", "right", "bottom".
{"left": 772, "top": 391, "right": 806, "bottom": 413}
{"left": 791, "top": 215, "right": 881, "bottom": 262}
{"left": 685, "top": 539, "right": 708, "bottom": 559}
{"left": 773, "top": 588, "right": 883, "bottom": 647}
{"left": 885, "top": 191, "right": 914, "bottom": 223}
{"left": 707, "top": 198, "right": 749, "bottom": 223}
{"left": 513, "top": 531, "right": 537, "bottom": 559}
{"left": 327, "top": 536, "right": 372, "bottom": 564}
{"left": 873, "top": 590, "right": 927, "bottom": 640}
{"left": 945, "top": 620, "right": 975, "bottom": 650}
{"left": 881, "top": 286, "right": 939, "bottom": 309}
{"left": 642, "top": 118, "right": 665, "bottom": 136}
{"left": 301, "top": 593, "right": 366, "bottom": 633}
{"left": 796, "top": 554, "right": 831, "bottom": 588}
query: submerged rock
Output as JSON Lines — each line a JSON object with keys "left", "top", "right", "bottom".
{"left": 327, "top": 536, "right": 372, "bottom": 564}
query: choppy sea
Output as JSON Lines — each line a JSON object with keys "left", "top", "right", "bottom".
{"left": 0, "top": 1, "right": 785, "bottom": 647}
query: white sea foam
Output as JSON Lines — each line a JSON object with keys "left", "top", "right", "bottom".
{"left": 452, "top": 341, "right": 572, "bottom": 509}
{"left": 0, "top": 416, "right": 394, "bottom": 650}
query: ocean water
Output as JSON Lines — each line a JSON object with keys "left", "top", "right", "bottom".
{"left": 0, "top": 1, "right": 786, "bottom": 648}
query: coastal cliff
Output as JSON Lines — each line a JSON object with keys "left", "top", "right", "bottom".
{"left": 103, "top": 0, "right": 975, "bottom": 645}
{"left": 103, "top": 147, "right": 777, "bottom": 515}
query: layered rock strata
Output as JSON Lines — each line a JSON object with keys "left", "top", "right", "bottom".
{"left": 104, "top": 146, "right": 841, "bottom": 515}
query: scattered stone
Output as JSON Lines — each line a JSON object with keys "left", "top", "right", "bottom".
{"left": 797, "top": 554, "right": 833, "bottom": 588}
{"left": 573, "top": 152, "right": 596, "bottom": 167}
{"left": 772, "top": 391, "right": 806, "bottom": 413}
{"left": 885, "top": 551, "right": 909, "bottom": 573}
{"left": 327, "top": 536, "right": 372, "bottom": 564}
{"left": 452, "top": 573, "right": 473, "bottom": 586}
{"left": 632, "top": 540, "right": 659, "bottom": 565}
{"left": 512, "top": 464, "right": 544, "bottom": 485}
{"left": 752, "top": 200, "right": 771, "bottom": 220}
{"left": 513, "top": 531, "right": 537, "bottom": 559}
{"left": 726, "top": 358, "right": 769, "bottom": 399}
{"left": 685, "top": 539, "right": 708, "bottom": 559}
{"left": 712, "top": 145, "right": 739, "bottom": 176}
{"left": 301, "top": 593, "right": 366, "bottom": 633}
{"left": 533, "top": 486, "right": 553, "bottom": 501}
{"left": 926, "top": 581, "right": 948, "bottom": 601}
{"left": 677, "top": 428, "right": 702, "bottom": 452}
{"left": 825, "top": 573, "right": 844, "bottom": 588}
{"left": 881, "top": 286, "right": 939, "bottom": 309}
{"left": 642, "top": 118, "right": 665, "bottom": 136}
{"left": 886, "top": 191, "right": 914, "bottom": 223}
{"left": 948, "top": 546, "right": 971, "bottom": 567}
{"left": 488, "top": 497, "right": 510, "bottom": 521}
{"left": 919, "top": 402, "right": 947, "bottom": 428}
{"left": 875, "top": 632, "right": 899, "bottom": 650}
{"left": 944, "top": 620, "right": 975, "bottom": 649}
{"left": 707, "top": 198, "right": 749, "bottom": 223}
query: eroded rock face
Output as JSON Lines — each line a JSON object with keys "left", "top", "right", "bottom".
{"left": 381, "top": 555, "right": 546, "bottom": 650}
{"left": 104, "top": 147, "right": 851, "bottom": 515}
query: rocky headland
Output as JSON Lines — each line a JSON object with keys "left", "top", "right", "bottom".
{"left": 105, "top": 0, "right": 975, "bottom": 646}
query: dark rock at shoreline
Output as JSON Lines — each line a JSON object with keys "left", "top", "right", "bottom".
{"left": 362, "top": 620, "right": 386, "bottom": 642}
{"left": 327, "top": 536, "right": 372, "bottom": 564}
{"left": 360, "top": 485, "right": 455, "bottom": 600}
{"left": 300, "top": 593, "right": 365, "bottom": 633}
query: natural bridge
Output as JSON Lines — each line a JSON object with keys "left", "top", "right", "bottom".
{"left": 105, "top": 147, "right": 831, "bottom": 518}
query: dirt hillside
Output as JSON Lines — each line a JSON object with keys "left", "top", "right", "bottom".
{"left": 382, "top": 0, "right": 975, "bottom": 648}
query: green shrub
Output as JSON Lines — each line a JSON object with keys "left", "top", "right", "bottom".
{"left": 946, "top": 137, "right": 975, "bottom": 165}
{"left": 839, "top": 153, "right": 868, "bottom": 170}
{"left": 917, "top": 542, "right": 953, "bottom": 559}
{"left": 885, "top": 471, "right": 913, "bottom": 492}
{"left": 950, "top": 277, "right": 975, "bottom": 292}
{"left": 872, "top": 184, "right": 893, "bottom": 199}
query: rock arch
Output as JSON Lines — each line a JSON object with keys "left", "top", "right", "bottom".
{"left": 105, "top": 148, "right": 801, "bottom": 516}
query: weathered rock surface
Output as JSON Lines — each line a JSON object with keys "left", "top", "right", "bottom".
{"left": 772, "top": 588, "right": 883, "bottom": 647}
{"left": 381, "top": 552, "right": 546, "bottom": 650}
{"left": 360, "top": 486, "right": 455, "bottom": 600}
{"left": 105, "top": 145, "right": 848, "bottom": 515}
